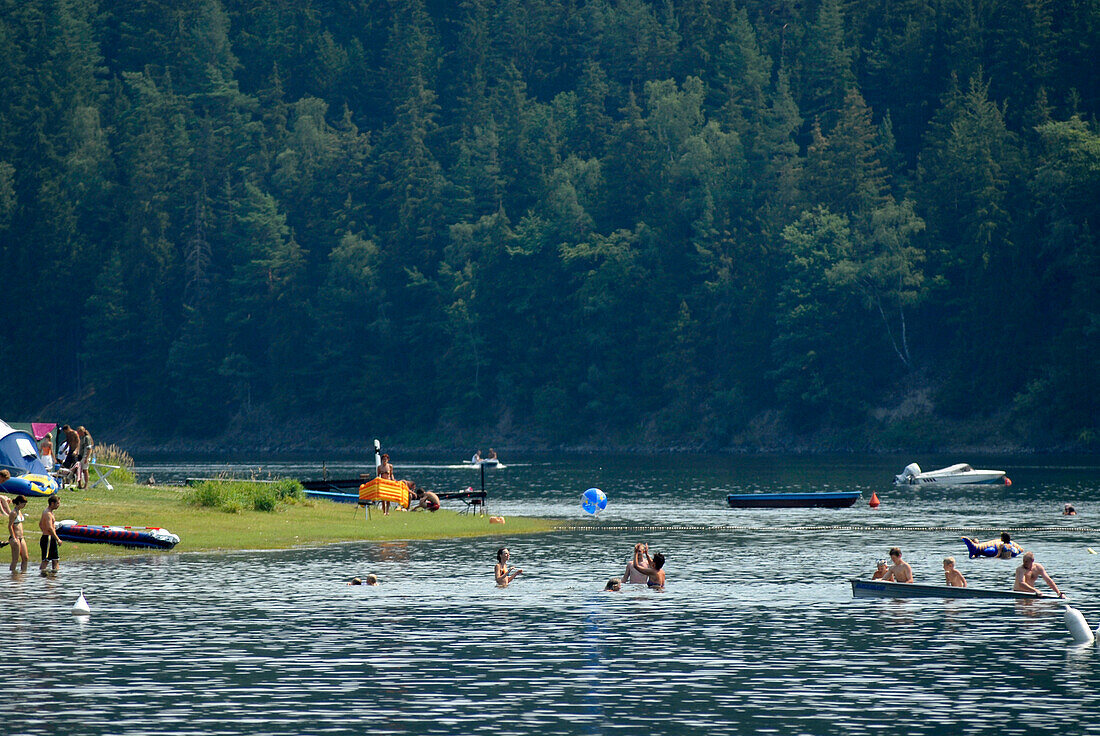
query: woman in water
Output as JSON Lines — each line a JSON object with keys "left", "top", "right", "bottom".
{"left": 495, "top": 547, "right": 523, "bottom": 587}
{"left": 8, "top": 494, "right": 29, "bottom": 572}
{"left": 632, "top": 549, "right": 666, "bottom": 590}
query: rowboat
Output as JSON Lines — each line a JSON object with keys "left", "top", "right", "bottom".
{"left": 726, "top": 491, "right": 860, "bottom": 509}
{"left": 850, "top": 578, "right": 1041, "bottom": 600}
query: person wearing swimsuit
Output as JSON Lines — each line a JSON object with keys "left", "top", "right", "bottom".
{"left": 0, "top": 473, "right": 10, "bottom": 550}
{"left": 622, "top": 543, "right": 651, "bottom": 584}
{"left": 8, "top": 495, "right": 29, "bottom": 572}
{"left": 495, "top": 547, "right": 523, "bottom": 587}
{"left": 632, "top": 550, "right": 666, "bottom": 590}
{"left": 376, "top": 453, "right": 394, "bottom": 515}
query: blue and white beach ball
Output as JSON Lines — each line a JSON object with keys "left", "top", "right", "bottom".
{"left": 581, "top": 487, "right": 608, "bottom": 515}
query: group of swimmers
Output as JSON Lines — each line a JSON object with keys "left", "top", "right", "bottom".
{"left": 491, "top": 542, "right": 666, "bottom": 591}
{"left": 0, "top": 479, "right": 62, "bottom": 574}
{"left": 871, "top": 543, "right": 1064, "bottom": 597}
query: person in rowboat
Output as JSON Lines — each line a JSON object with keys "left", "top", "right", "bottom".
{"left": 884, "top": 547, "right": 913, "bottom": 583}
{"left": 1014, "top": 552, "right": 1064, "bottom": 597}
{"left": 871, "top": 559, "right": 889, "bottom": 580}
{"left": 943, "top": 557, "right": 966, "bottom": 587}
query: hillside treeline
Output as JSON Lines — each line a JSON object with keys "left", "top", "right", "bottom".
{"left": 1, "top": 0, "right": 1098, "bottom": 447}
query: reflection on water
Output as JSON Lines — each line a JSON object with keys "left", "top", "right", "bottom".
{"left": 4, "top": 455, "right": 1100, "bottom": 735}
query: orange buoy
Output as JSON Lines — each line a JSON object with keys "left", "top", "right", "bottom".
{"left": 869, "top": 491, "right": 881, "bottom": 508}
{"left": 1004, "top": 477, "right": 1013, "bottom": 486}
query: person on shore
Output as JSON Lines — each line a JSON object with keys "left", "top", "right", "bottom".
{"left": 8, "top": 495, "right": 29, "bottom": 572}
{"left": 495, "top": 547, "right": 522, "bottom": 587}
{"left": 0, "top": 471, "right": 11, "bottom": 549}
{"left": 76, "top": 426, "right": 94, "bottom": 489}
{"left": 60, "top": 425, "right": 80, "bottom": 469}
{"left": 884, "top": 547, "right": 913, "bottom": 583}
{"left": 604, "top": 577, "right": 622, "bottom": 591}
{"left": 39, "top": 438, "right": 55, "bottom": 468}
{"left": 622, "top": 543, "right": 650, "bottom": 584}
{"left": 871, "top": 559, "right": 890, "bottom": 580}
{"left": 632, "top": 548, "right": 666, "bottom": 590}
{"left": 1064, "top": 503, "right": 1077, "bottom": 516}
{"left": 943, "top": 557, "right": 966, "bottom": 587}
{"left": 415, "top": 489, "right": 440, "bottom": 512}
{"left": 39, "top": 495, "right": 61, "bottom": 574}
{"left": 1014, "top": 552, "right": 1064, "bottom": 597}
{"left": 376, "top": 453, "right": 394, "bottom": 515}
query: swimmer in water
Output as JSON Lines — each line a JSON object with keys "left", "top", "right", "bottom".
{"left": 495, "top": 547, "right": 522, "bottom": 587}
{"left": 604, "top": 577, "right": 622, "bottom": 591}
{"left": 632, "top": 549, "right": 666, "bottom": 590}
{"left": 943, "top": 557, "right": 966, "bottom": 587}
{"left": 884, "top": 547, "right": 913, "bottom": 583}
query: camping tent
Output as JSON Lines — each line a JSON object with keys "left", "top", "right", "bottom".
{"left": 0, "top": 420, "right": 58, "bottom": 497}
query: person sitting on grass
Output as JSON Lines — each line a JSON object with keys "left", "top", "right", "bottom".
{"left": 943, "top": 557, "right": 966, "bottom": 587}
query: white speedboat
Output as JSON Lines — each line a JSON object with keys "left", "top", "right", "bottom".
{"left": 463, "top": 457, "right": 502, "bottom": 468}
{"left": 894, "top": 462, "right": 1009, "bottom": 486}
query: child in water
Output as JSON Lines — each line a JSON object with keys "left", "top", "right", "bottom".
{"left": 943, "top": 557, "right": 967, "bottom": 587}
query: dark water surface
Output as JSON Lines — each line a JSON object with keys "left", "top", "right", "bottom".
{"left": 5, "top": 454, "right": 1100, "bottom": 735}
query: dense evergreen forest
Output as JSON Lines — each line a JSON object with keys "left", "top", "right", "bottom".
{"left": 1, "top": 0, "right": 1098, "bottom": 450}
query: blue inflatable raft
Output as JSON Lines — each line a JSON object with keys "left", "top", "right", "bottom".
{"left": 962, "top": 537, "right": 1023, "bottom": 559}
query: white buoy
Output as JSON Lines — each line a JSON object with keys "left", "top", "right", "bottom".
{"left": 1064, "top": 606, "right": 1094, "bottom": 644}
{"left": 71, "top": 590, "right": 90, "bottom": 616}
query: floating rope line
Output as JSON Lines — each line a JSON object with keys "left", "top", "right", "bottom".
{"left": 554, "top": 525, "right": 1100, "bottom": 530}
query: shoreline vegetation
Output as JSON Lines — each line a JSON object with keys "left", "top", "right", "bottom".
{"left": 28, "top": 483, "right": 560, "bottom": 562}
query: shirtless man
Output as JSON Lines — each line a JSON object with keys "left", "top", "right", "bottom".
{"left": 416, "top": 489, "right": 440, "bottom": 512}
{"left": 1014, "top": 551, "right": 1064, "bottom": 597}
{"left": 622, "top": 543, "right": 650, "bottom": 584}
{"left": 376, "top": 453, "right": 394, "bottom": 515}
{"left": 884, "top": 547, "right": 914, "bottom": 583}
{"left": 39, "top": 495, "right": 62, "bottom": 573}
{"left": 943, "top": 557, "right": 966, "bottom": 587}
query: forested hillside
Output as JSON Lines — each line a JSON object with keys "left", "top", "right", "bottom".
{"left": 1, "top": 0, "right": 1098, "bottom": 449}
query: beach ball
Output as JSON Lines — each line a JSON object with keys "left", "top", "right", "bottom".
{"left": 581, "top": 487, "right": 608, "bottom": 515}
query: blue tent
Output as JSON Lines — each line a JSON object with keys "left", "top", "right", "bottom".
{"left": 0, "top": 420, "right": 58, "bottom": 497}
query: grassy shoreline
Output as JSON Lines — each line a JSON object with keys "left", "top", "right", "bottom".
{"left": 19, "top": 483, "right": 560, "bottom": 561}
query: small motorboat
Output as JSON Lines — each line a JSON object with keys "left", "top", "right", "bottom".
{"left": 894, "top": 462, "right": 1009, "bottom": 486}
{"left": 56, "top": 520, "right": 180, "bottom": 549}
{"left": 726, "top": 491, "right": 861, "bottom": 509}
{"left": 464, "top": 458, "right": 500, "bottom": 467}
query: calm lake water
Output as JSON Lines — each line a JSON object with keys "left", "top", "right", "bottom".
{"left": 5, "top": 454, "right": 1100, "bottom": 735}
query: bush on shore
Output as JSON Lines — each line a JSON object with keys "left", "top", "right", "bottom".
{"left": 187, "top": 478, "right": 305, "bottom": 513}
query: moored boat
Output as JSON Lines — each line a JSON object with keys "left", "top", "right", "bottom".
{"left": 56, "top": 520, "right": 180, "bottom": 549}
{"left": 850, "top": 578, "right": 1040, "bottom": 600}
{"left": 894, "top": 462, "right": 1008, "bottom": 486}
{"left": 726, "top": 491, "right": 860, "bottom": 509}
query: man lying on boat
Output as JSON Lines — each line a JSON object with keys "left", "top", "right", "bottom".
{"left": 1014, "top": 552, "right": 1064, "bottom": 598}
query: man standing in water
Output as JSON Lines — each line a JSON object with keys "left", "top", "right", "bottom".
{"left": 1014, "top": 552, "right": 1064, "bottom": 597}
{"left": 884, "top": 547, "right": 914, "bottom": 582}
{"left": 39, "top": 495, "right": 62, "bottom": 574}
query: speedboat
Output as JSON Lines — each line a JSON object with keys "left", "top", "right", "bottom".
{"left": 464, "top": 458, "right": 501, "bottom": 468}
{"left": 894, "top": 462, "right": 1009, "bottom": 486}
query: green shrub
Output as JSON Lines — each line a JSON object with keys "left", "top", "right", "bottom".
{"left": 187, "top": 478, "right": 301, "bottom": 513}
